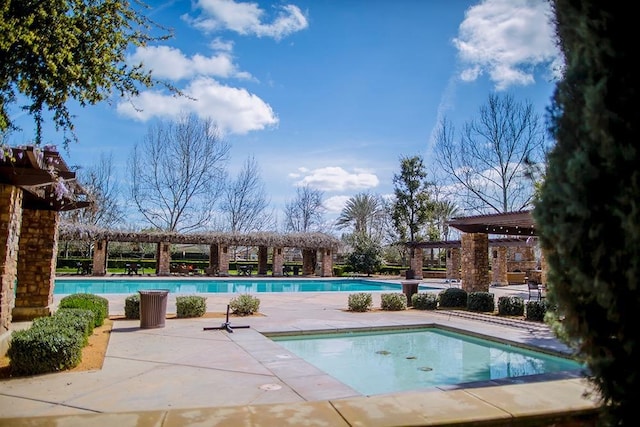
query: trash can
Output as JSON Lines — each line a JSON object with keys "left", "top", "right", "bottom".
{"left": 401, "top": 281, "right": 420, "bottom": 307}
{"left": 139, "top": 289, "right": 169, "bottom": 329}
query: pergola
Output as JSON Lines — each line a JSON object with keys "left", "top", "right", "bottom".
{"left": 1, "top": 146, "right": 89, "bottom": 331}
{"left": 405, "top": 210, "right": 541, "bottom": 291}
{"left": 58, "top": 222, "right": 342, "bottom": 277}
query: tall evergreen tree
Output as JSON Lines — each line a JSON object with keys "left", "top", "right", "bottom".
{"left": 535, "top": 1, "right": 636, "bottom": 424}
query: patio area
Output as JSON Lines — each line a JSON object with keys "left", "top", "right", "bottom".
{"left": 0, "top": 281, "right": 600, "bottom": 426}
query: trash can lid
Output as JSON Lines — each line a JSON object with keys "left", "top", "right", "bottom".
{"left": 139, "top": 289, "right": 170, "bottom": 295}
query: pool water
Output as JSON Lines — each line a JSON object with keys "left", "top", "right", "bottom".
{"left": 53, "top": 278, "right": 436, "bottom": 295}
{"left": 270, "top": 327, "right": 583, "bottom": 395}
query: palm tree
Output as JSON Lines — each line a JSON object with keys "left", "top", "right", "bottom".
{"left": 335, "top": 192, "right": 384, "bottom": 237}
{"left": 433, "top": 200, "right": 460, "bottom": 241}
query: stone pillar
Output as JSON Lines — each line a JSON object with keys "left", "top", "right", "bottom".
{"left": 446, "top": 247, "right": 461, "bottom": 280}
{"left": 302, "top": 249, "right": 316, "bottom": 275}
{"left": 92, "top": 239, "right": 108, "bottom": 276}
{"left": 460, "top": 233, "right": 490, "bottom": 293}
{"left": 0, "top": 185, "right": 23, "bottom": 334}
{"left": 320, "top": 248, "right": 333, "bottom": 277}
{"left": 13, "top": 209, "right": 59, "bottom": 321}
{"left": 156, "top": 242, "right": 171, "bottom": 276}
{"left": 257, "top": 246, "right": 268, "bottom": 275}
{"left": 409, "top": 247, "right": 423, "bottom": 280}
{"left": 272, "top": 247, "right": 284, "bottom": 276}
{"left": 217, "top": 244, "right": 230, "bottom": 276}
{"left": 490, "top": 246, "right": 508, "bottom": 286}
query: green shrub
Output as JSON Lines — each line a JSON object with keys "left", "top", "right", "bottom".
{"left": 438, "top": 288, "right": 468, "bottom": 308}
{"left": 176, "top": 295, "right": 207, "bottom": 318}
{"left": 411, "top": 292, "right": 438, "bottom": 310}
{"left": 498, "top": 296, "right": 525, "bottom": 316}
{"left": 7, "top": 324, "right": 83, "bottom": 376}
{"left": 347, "top": 292, "right": 373, "bottom": 312}
{"left": 229, "top": 294, "right": 260, "bottom": 316}
{"left": 124, "top": 294, "right": 140, "bottom": 319}
{"left": 54, "top": 308, "right": 95, "bottom": 344}
{"left": 467, "top": 292, "right": 495, "bottom": 313}
{"left": 525, "top": 300, "right": 548, "bottom": 322}
{"left": 380, "top": 293, "right": 407, "bottom": 311}
{"left": 58, "top": 293, "right": 109, "bottom": 327}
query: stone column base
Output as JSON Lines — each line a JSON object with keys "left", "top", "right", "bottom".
{"left": 12, "top": 306, "right": 54, "bottom": 321}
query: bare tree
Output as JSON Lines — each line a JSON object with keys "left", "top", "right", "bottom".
{"left": 61, "top": 153, "right": 124, "bottom": 256}
{"left": 220, "top": 155, "right": 274, "bottom": 232}
{"left": 128, "top": 113, "right": 230, "bottom": 232}
{"left": 284, "top": 185, "right": 325, "bottom": 232}
{"left": 434, "top": 93, "right": 549, "bottom": 214}
{"left": 70, "top": 153, "right": 124, "bottom": 228}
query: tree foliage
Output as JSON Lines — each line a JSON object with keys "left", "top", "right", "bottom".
{"left": 335, "top": 192, "right": 385, "bottom": 242}
{"left": 0, "top": 0, "right": 174, "bottom": 146}
{"left": 434, "top": 93, "right": 549, "bottom": 214}
{"left": 391, "top": 155, "right": 434, "bottom": 243}
{"left": 128, "top": 113, "right": 229, "bottom": 232}
{"left": 346, "top": 234, "right": 383, "bottom": 277}
{"left": 534, "top": 1, "right": 637, "bottom": 424}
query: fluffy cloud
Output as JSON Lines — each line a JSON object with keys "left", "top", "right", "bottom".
{"left": 290, "top": 166, "right": 379, "bottom": 192}
{"left": 453, "top": 0, "right": 563, "bottom": 90}
{"left": 324, "top": 195, "right": 351, "bottom": 214}
{"left": 128, "top": 45, "right": 252, "bottom": 81}
{"left": 188, "top": 0, "right": 308, "bottom": 40}
{"left": 116, "top": 77, "right": 278, "bottom": 135}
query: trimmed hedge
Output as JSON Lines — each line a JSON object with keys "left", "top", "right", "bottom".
{"left": 58, "top": 293, "right": 109, "bottom": 327}
{"left": 176, "top": 295, "right": 207, "bottom": 318}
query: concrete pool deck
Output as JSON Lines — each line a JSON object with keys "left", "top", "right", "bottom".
{"left": 0, "top": 280, "right": 601, "bottom": 426}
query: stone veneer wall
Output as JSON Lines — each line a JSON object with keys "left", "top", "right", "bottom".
{"left": 272, "top": 247, "right": 284, "bottom": 276}
{"left": 409, "top": 248, "right": 424, "bottom": 280}
{"left": 507, "top": 246, "right": 537, "bottom": 272}
{"left": 490, "top": 246, "right": 508, "bottom": 286}
{"left": 446, "top": 248, "right": 461, "bottom": 280}
{"left": 0, "top": 185, "right": 23, "bottom": 334}
{"left": 460, "top": 233, "right": 490, "bottom": 292}
{"left": 13, "top": 209, "right": 59, "bottom": 321}
{"left": 92, "top": 239, "right": 108, "bottom": 276}
{"left": 156, "top": 242, "right": 171, "bottom": 276}
{"left": 217, "top": 244, "right": 229, "bottom": 276}
{"left": 320, "top": 248, "right": 333, "bottom": 277}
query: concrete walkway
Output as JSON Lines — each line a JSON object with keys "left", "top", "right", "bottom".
{"left": 0, "top": 280, "right": 600, "bottom": 426}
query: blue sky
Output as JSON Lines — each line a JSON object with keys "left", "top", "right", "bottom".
{"left": 10, "top": 0, "right": 561, "bottom": 230}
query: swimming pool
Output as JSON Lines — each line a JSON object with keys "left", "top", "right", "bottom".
{"left": 270, "top": 327, "right": 583, "bottom": 395}
{"left": 53, "top": 278, "right": 438, "bottom": 295}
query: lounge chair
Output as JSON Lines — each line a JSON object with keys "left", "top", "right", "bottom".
{"left": 528, "top": 279, "right": 542, "bottom": 300}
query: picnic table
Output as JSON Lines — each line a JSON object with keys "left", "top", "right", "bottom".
{"left": 126, "top": 263, "right": 142, "bottom": 275}
{"left": 76, "top": 261, "right": 91, "bottom": 275}
{"left": 238, "top": 265, "right": 252, "bottom": 276}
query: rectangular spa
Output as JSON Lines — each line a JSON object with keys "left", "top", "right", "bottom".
{"left": 269, "top": 327, "right": 583, "bottom": 395}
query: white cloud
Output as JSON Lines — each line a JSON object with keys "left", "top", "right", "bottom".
{"left": 291, "top": 166, "right": 379, "bottom": 192}
{"left": 116, "top": 77, "right": 278, "bottom": 135}
{"left": 324, "top": 195, "right": 351, "bottom": 214}
{"left": 188, "top": 0, "right": 308, "bottom": 40}
{"left": 453, "top": 0, "right": 562, "bottom": 90}
{"left": 128, "top": 45, "right": 252, "bottom": 81}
